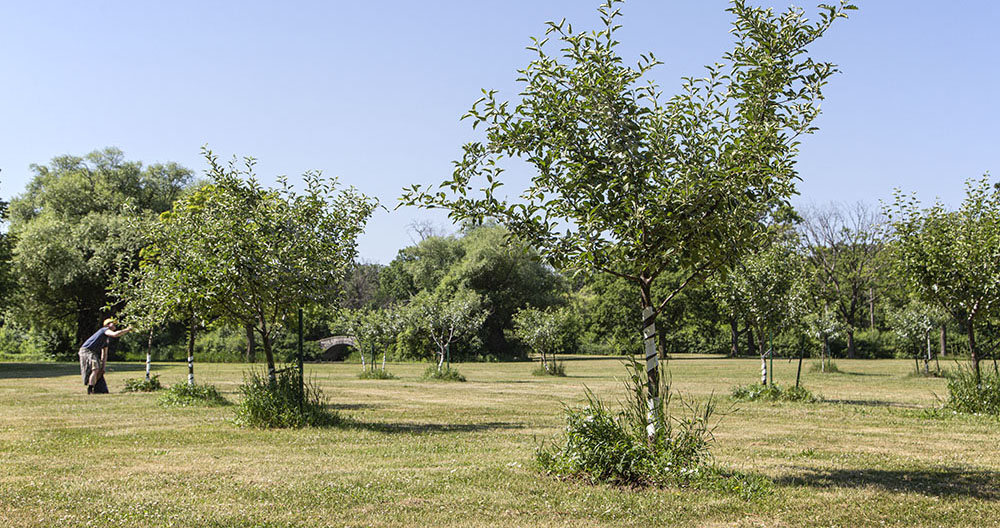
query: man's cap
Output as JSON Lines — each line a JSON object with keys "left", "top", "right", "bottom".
{"left": 103, "top": 318, "right": 116, "bottom": 327}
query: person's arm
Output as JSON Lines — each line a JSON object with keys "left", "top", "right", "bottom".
{"left": 100, "top": 347, "right": 108, "bottom": 374}
{"left": 105, "top": 327, "right": 133, "bottom": 338}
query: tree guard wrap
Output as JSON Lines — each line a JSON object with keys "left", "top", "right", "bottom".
{"left": 643, "top": 307, "right": 659, "bottom": 439}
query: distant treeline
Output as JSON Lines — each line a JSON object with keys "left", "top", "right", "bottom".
{"left": 0, "top": 149, "right": 996, "bottom": 364}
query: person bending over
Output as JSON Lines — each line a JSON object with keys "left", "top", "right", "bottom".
{"left": 78, "top": 318, "right": 132, "bottom": 394}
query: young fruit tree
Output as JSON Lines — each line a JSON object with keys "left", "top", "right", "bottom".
{"left": 887, "top": 176, "right": 1000, "bottom": 384}
{"left": 710, "top": 235, "right": 807, "bottom": 385}
{"left": 402, "top": 0, "right": 854, "bottom": 437}
{"left": 513, "top": 306, "right": 575, "bottom": 374}
{"left": 407, "top": 287, "right": 488, "bottom": 373}
{"left": 114, "top": 149, "right": 376, "bottom": 382}
{"left": 336, "top": 306, "right": 404, "bottom": 373}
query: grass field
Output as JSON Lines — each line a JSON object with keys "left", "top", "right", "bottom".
{"left": 2, "top": 356, "right": 998, "bottom": 527}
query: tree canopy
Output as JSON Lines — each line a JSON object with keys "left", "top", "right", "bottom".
{"left": 114, "top": 150, "right": 377, "bottom": 378}
{"left": 7, "top": 148, "right": 192, "bottom": 345}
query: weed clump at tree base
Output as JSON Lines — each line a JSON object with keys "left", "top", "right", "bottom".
{"left": 532, "top": 361, "right": 567, "bottom": 377}
{"left": 730, "top": 383, "right": 818, "bottom": 403}
{"left": 422, "top": 366, "right": 466, "bottom": 382}
{"left": 357, "top": 369, "right": 396, "bottom": 380}
{"left": 122, "top": 374, "right": 162, "bottom": 393}
{"left": 946, "top": 366, "right": 1000, "bottom": 415}
{"left": 234, "top": 368, "right": 340, "bottom": 428}
{"left": 158, "top": 382, "right": 228, "bottom": 407}
{"left": 537, "top": 361, "right": 771, "bottom": 500}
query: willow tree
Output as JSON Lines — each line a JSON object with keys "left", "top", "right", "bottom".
{"left": 115, "top": 149, "right": 377, "bottom": 381}
{"left": 402, "top": 0, "right": 853, "bottom": 437}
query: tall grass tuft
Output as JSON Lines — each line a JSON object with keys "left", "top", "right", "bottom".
{"left": 122, "top": 374, "right": 162, "bottom": 393}
{"left": 532, "top": 361, "right": 567, "bottom": 377}
{"left": 537, "top": 358, "right": 720, "bottom": 488}
{"left": 358, "top": 369, "right": 396, "bottom": 380}
{"left": 234, "top": 368, "right": 340, "bottom": 428}
{"left": 808, "top": 360, "right": 841, "bottom": 374}
{"left": 422, "top": 366, "right": 466, "bottom": 382}
{"left": 730, "top": 383, "right": 817, "bottom": 403}
{"left": 945, "top": 365, "right": 1000, "bottom": 415}
{"left": 158, "top": 382, "right": 228, "bottom": 407}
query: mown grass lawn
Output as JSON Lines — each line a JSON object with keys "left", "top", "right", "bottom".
{"left": 1, "top": 356, "right": 998, "bottom": 527}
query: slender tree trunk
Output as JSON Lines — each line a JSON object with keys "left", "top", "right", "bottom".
{"left": 187, "top": 315, "right": 196, "bottom": 386}
{"left": 639, "top": 281, "right": 660, "bottom": 441}
{"left": 924, "top": 331, "right": 931, "bottom": 375}
{"left": 869, "top": 287, "right": 875, "bottom": 330}
{"left": 940, "top": 324, "right": 947, "bottom": 357}
{"left": 759, "top": 330, "right": 767, "bottom": 385}
{"left": 245, "top": 324, "right": 256, "bottom": 363}
{"left": 746, "top": 323, "right": 755, "bottom": 362}
{"left": 145, "top": 330, "right": 153, "bottom": 381}
{"left": 729, "top": 318, "right": 740, "bottom": 357}
{"left": 967, "top": 320, "right": 981, "bottom": 385}
{"left": 822, "top": 334, "right": 829, "bottom": 373}
{"left": 437, "top": 346, "right": 445, "bottom": 372}
{"left": 846, "top": 328, "right": 856, "bottom": 359}
{"left": 260, "top": 322, "right": 276, "bottom": 383}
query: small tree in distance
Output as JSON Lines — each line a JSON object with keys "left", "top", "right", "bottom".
{"left": 513, "top": 306, "right": 575, "bottom": 375}
{"left": 407, "top": 288, "right": 488, "bottom": 374}
{"left": 114, "top": 149, "right": 377, "bottom": 382}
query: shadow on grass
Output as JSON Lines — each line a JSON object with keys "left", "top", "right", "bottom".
{"left": 824, "top": 399, "right": 921, "bottom": 409}
{"left": 344, "top": 419, "right": 525, "bottom": 435}
{"left": 776, "top": 467, "right": 1000, "bottom": 500}
{"left": 0, "top": 362, "right": 158, "bottom": 379}
{"left": 329, "top": 402, "right": 382, "bottom": 411}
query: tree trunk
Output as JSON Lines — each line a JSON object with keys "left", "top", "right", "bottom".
{"left": 759, "top": 330, "right": 768, "bottom": 385}
{"left": 746, "top": 323, "right": 755, "bottom": 362}
{"left": 146, "top": 330, "right": 153, "bottom": 381}
{"left": 940, "top": 324, "right": 947, "bottom": 357}
{"left": 729, "top": 318, "right": 740, "bottom": 357}
{"left": 640, "top": 281, "right": 660, "bottom": 441}
{"left": 245, "top": 324, "right": 256, "bottom": 363}
{"left": 924, "top": 332, "right": 931, "bottom": 375}
{"left": 869, "top": 287, "right": 875, "bottom": 330}
{"left": 187, "top": 315, "right": 196, "bottom": 386}
{"left": 437, "top": 347, "right": 445, "bottom": 372}
{"left": 260, "top": 325, "right": 276, "bottom": 383}
{"left": 822, "top": 335, "right": 829, "bottom": 373}
{"left": 846, "top": 328, "right": 856, "bottom": 359}
{"left": 967, "top": 320, "right": 981, "bottom": 385}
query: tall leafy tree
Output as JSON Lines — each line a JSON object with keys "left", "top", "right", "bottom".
{"left": 887, "top": 176, "right": 1000, "bottom": 384}
{"left": 115, "top": 150, "right": 377, "bottom": 380}
{"left": 800, "top": 202, "right": 885, "bottom": 358}
{"left": 7, "top": 148, "right": 191, "bottom": 345}
{"left": 402, "top": 0, "right": 854, "bottom": 436}
{"left": 0, "top": 189, "right": 14, "bottom": 320}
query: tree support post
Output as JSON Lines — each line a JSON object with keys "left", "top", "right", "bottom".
{"left": 642, "top": 307, "right": 660, "bottom": 441}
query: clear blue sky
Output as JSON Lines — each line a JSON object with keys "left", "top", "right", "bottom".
{"left": 2, "top": 1, "right": 997, "bottom": 263}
